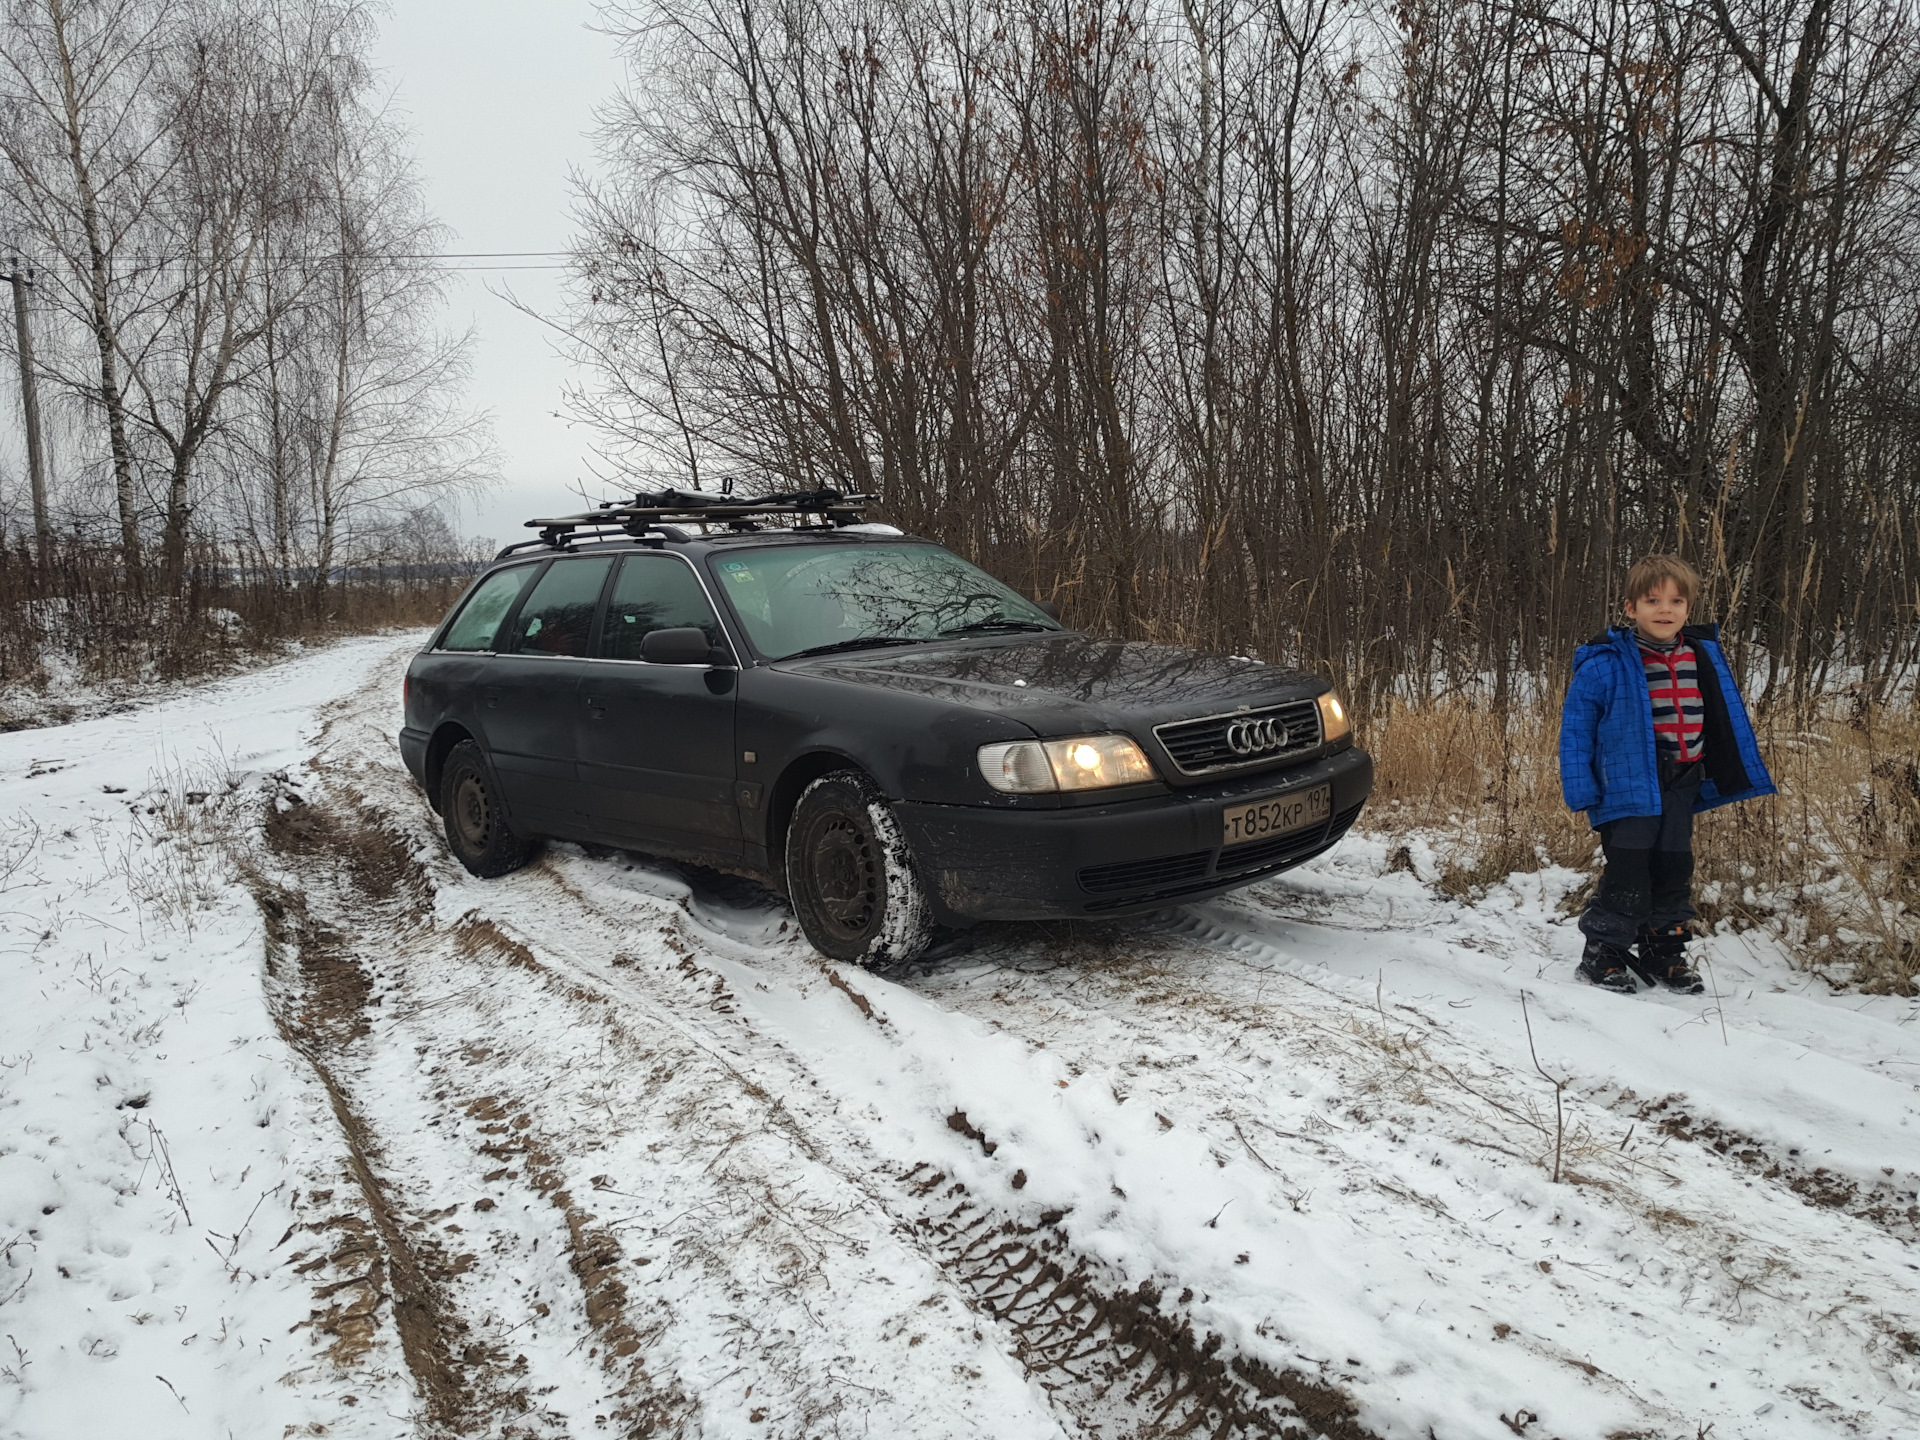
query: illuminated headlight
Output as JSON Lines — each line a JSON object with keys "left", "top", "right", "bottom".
{"left": 1317, "top": 691, "right": 1351, "bottom": 743}
{"left": 978, "top": 735, "right": 1156, "bottom": 793}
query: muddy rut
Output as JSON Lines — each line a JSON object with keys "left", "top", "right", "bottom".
{"left": 251, "top": 785, "right": 688, "bottom": 1435}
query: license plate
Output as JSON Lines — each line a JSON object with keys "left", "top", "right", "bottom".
{"left": 1222, "top": 784, "right": 1330, "bottom": 847}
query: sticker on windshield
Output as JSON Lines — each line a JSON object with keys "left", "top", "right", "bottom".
{"left": 723, "top": 561, "right": 754, "bottom": 583}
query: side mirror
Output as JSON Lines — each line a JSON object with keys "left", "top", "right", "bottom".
{"left": 640, "top": 626, "right": 722, "bottom": 666}
{"left": 1034, "top": 598, "right": 1062, "bottom": 622}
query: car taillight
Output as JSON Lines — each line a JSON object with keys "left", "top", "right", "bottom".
{"left": 403, "top": 674, "right": 410, "bottom": 712}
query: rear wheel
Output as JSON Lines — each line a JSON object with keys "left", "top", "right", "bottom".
{"left": 785, "top": 771, "right": 933, "bottom": 965}
{"left": 440, "top": 741, "right": 539, "bottom": 878}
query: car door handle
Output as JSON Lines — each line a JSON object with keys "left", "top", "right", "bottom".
{"left": 585, "top": 696, "right": 606, "bottom": 718}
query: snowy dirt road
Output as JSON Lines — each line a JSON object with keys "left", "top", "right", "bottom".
{"left": 5, "top": 635, "right": 1919, "bottom": 1440}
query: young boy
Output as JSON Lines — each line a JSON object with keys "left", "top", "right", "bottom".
{"left": 1558, "top": 555, "right": 1775, "bottom": 994}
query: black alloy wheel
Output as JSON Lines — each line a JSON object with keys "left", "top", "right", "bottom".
{"left": 439, "top": 740, "right": 539, "bottom": 878}
{"left": 785, "top": 771, "right": 932, "bottom": 965}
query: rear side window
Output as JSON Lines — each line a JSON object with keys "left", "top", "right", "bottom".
{"left": 599, "top": 555, "right": 725, "bottom": 660}
{"left": 440, "top": 565, "right": 536, "bottom": 652}
{"left": 505, "top": 556, "right": 614, "bottom": 657}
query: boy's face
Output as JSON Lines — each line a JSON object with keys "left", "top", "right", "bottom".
{"left": 1624, "top": 578, "right": 1689, "bottom": 642}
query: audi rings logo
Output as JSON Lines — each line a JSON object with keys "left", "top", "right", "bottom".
{"left": 1225, "top": 717, "right": 1287, "bottom": 755}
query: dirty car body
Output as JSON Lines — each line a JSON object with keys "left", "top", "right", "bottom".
{"left": 399, "top": 516, "right": 1372, "bottom": 939}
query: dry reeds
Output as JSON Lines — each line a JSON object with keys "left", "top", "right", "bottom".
{"left": 1360, "top": 693, "right": 1920, "bottom": 994}
{"left": 1361, "top": 697, "right": 1597, "bottom": 891}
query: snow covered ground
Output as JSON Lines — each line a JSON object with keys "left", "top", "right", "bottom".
{"left": 0, "top": 620, "right": 309, "bottom": 734}
{"left": 2, "top": 634, "right": 1917, "bottom": 1439}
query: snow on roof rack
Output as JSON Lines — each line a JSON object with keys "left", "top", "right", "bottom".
{"left": 497, "top": 487, "right": 878, "bottom": 557}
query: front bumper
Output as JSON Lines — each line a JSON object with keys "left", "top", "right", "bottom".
{"left": 894, "top": 745, "right": 1373, "bottom": 924}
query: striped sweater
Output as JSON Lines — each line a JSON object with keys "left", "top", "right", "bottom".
{"left": 1637, "top": 635, "right": 1705, "bottom": 763}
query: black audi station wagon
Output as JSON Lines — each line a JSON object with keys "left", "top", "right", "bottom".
{"left": 399, "top": 490, "right": 1373, "bottom": 964}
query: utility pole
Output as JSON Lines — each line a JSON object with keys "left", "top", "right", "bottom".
{"left": 7, "top": 254, "right": 52, "bottom": 562}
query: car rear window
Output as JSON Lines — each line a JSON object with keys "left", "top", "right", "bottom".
{"left": 440, "top": 564, "right": 537, "bottom": 652}
{"left": 709, "top": 543, "right": 1056, "bottom": 660}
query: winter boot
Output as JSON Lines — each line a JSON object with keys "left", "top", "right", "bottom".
{"left": 1577, "top": 939, "right": 1639, "bottom": 995}
{"left": 1637, "top": 924, "right": 1704, "bottom": 994}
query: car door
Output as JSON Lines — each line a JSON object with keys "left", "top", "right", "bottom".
{"left": 484, "top": 554, "right": 616, "bottom": 833}
{"left": 575, "top": 552, "right": 742, "bottom": 860}
{"left": 414, "top": 561, "right": 544, "bottom": 785}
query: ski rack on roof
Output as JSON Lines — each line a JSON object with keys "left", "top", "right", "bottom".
{"left": 496, "top": 487, "right": 878, "bottom": 558}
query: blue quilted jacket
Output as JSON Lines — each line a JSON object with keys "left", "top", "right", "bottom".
{"left": 1558, "top": 624, "right": 1776, "bottom": 827}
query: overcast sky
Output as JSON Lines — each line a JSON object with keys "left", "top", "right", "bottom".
{"left": 372, "top": 1, "right": 629, "bottom": 551}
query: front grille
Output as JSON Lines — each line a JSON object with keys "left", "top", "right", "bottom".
{"left": 1077, "top": 850, "right": 1211, "bottom": 894}
{"left": 1154, "top": 699, "right": 1321, "bottom": 777}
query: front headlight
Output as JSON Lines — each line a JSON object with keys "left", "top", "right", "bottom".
{"left": 978, "top": 734, "right": 1157, "bottom": 793}
{"left": 1317, "top": 690, "right": 1351, "bottom": 743}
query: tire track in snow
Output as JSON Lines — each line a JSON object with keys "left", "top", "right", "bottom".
{"left": 268, "top": 693, "right": 1058, "bottom": 1434}
{"left": 900, "top": 1164, "right": 1371, "bottom": 1439}
{"left": 1170, "top": 897, "right": 1920, "bottom": 1246}
{"left": 437, "top": 828, "right": 1378, "bottom": 1438}
{"left": 252, "top": 769, "right": 704, "bottom": 1435}
{"left": 250, "top": 802, "right": 485, "bottom": 1433}
{"left": 942, "top": 900, "right": 1918, "bottom": 1431}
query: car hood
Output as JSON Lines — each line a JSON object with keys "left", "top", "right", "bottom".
{"left": 790, "top": 632, "right": 1325, "bottom": 733}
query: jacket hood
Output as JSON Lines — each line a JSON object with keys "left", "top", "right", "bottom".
{"left": 1575, "top": 621, "right": 1722, "bottom": 670}
{"left": 789, "top": 632, "right": 1326, "bottom": 733}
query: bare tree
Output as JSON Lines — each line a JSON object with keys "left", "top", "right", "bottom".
{"left": 570, "top": 0, "right": 1920, "bottom": 696}
{"left": 0, "top": 0, "right": 172, "bottom": 566}
{"left": 1, "top": 0, "right": 494, "bottom": 604}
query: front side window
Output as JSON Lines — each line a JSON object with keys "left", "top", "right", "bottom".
{"left": 709, "top": 543, "right": 1059, "bottom": 660}
{"left": 440, "top": 565, "right": 537, "bottom": 652}
{"left": 599, "top": 555, "right": 725, "bottom": 660}
{"left": 504, "top": 556, "right": 614, "bottom": 657}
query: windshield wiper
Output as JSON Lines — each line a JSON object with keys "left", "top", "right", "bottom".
{"left": 938, "top": 620, "right": 1056, "bottom": 637}
{"left": 784, "top": 635, "right": 928, "bottom": 660}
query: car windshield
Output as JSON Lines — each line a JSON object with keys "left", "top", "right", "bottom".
{"left": 708, "top": 543, "right": 1060, "bottom": 660}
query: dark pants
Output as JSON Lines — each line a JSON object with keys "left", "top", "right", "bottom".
{"left": 1580, "top": 759, "right": 1704, "bottom": 949}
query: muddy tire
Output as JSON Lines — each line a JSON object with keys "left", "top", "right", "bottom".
{"left": 439, "top": 741, "right": 539, "bottom": 878}
{"left": 785, "top": 771, "right": 933, "bottom": 966}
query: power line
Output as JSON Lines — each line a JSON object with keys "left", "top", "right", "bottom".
{"left": 397, "top": 251, "right": 573, "bottom": 259}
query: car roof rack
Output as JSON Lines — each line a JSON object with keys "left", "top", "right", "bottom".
{"left": 496, "top": 486, "right": 879, "bottom": 557}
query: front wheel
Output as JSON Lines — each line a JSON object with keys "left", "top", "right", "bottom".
{"left": 785, "top": 771, "right": 933, "bottom": 965}
{"left": 439, "top": 740, "right": 540, "bottom": 878}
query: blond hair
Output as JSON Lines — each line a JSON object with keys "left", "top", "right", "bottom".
{"left": 1624, "top": 553, "right": 1701, "bottom": 606}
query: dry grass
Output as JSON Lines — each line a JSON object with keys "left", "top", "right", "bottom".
{"left": 1361, "top": 697, "right": 1599, "bottom": 891}
{"left": 117, "top": 756, "right": 251, "bottom": 937}
{"left": 1360, "top": 694, "right": 1920, "bottom": 994}
{"left": 0, "top": 540, "right": 474, "bottom": 726}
